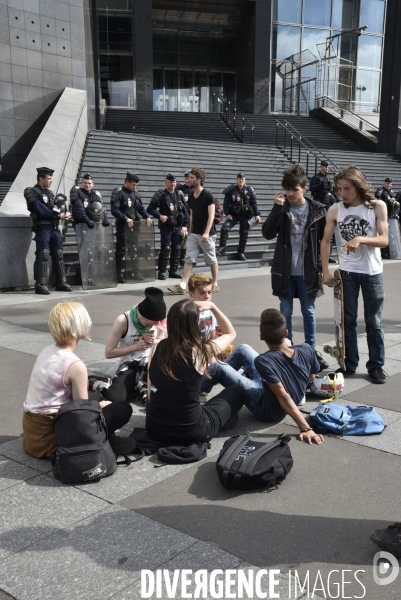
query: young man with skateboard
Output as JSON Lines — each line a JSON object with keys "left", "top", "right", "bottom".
{"left": 320, "top": 165, "right": 388, "bottom": 383}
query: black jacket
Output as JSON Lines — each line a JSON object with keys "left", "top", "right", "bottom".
{"left": 262, "top": 197, "right": 326, "bottom": 299}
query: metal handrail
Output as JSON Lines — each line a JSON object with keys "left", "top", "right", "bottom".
{"left": 316, "top": 96, "right": 378, "bottom": 136}
{"left": 241, "top": 117, "right": 255, "bottom": 144}
{"left": 275, "top": 120, "right": 340, "bottom": 177}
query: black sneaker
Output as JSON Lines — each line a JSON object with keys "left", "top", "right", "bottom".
{"left": 335, "top": 367, "right": 356, "bottom": 378}
{"left": 371, "top": 523, "right": 401, "bottom": 557}
{"left": 368, "top": 366, "right": 387, "bottom": 384}
{"left": 315, "top": 350, "right": 329, "bottom": 372}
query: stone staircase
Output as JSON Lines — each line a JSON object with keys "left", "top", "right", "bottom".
{"left": 62, "top": 130, "right": 290, "bottom": 284}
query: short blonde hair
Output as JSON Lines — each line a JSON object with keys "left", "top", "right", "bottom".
{"left": 188, "top": 273, "right": 213, "bottom": 293}
{"left": 48, "top": 302, "right": 92, "bottom": 346}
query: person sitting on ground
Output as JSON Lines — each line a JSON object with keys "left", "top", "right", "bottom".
{"left": 203, "top": 308, "right": 324, "bottom": 445}
{"left": 145, "top": 299, "right": 245, "bottom": 446}
{"left": 188, "top": 273, "right": 217, "bottom": 341}
{"left": 22, "top": 302, "right": 133, "bottom": 458}
{"left": 91, "top": 288, "right": 167, "bottom": 405}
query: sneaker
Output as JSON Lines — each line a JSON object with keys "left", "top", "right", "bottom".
{"left": 368, "top": 366, "right": 387, "bottom": 384}
{"left": 298, "top": 395, "right": 306, "bottom": 406}
{"left": 168, "top": 284, "right": 186, "bottom": 294}
{"left": 371, "top": 522, "right": 401, "bottom": 557}
{"left": 88, "top": 376, "right": 111, "bottom": 393}
{"left": 212, "top": 284, "right": 220, "bottom": 292}
{"left": 315, "top": 350, "right": 329, "bottom": 372}
{"left": 109, "top": 434, "right": 137, "bottom": 457}
{"left": 335, "top": 367, "right": 356, "bottom": 378}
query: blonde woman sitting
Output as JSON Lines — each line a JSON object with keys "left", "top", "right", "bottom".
{"left": 23, "top": 302, "right": 132, "bottom": 458}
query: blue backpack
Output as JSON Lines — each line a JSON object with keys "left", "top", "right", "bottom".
{"left": 309, "top": 404, "right": 385, "bottom": 436}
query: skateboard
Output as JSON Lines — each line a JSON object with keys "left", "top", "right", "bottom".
{"left": 323, "top": 269, "right": 346, "bottom": 371}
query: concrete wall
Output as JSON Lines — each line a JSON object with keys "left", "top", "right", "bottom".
{"left": 0, "top": 87, "right": 87, "bottom": 289}
{"left": 0, "top": 0, "right": 94, "bottom": 178}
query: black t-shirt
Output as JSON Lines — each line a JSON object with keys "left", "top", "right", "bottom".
{"left": 146, "top": 342, "right": 209, "bottom": 444}
{"left": 188, "top": 189, "right": 216, "bottom": 236}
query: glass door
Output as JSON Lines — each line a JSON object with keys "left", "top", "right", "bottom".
{"left": 194, "top": 70, "right": 208, "bottom": 112}
{"left": 209, "top": 71, "right": 223, "bottom": 113}
{"left": 165, "top": 69, "right": 179, "bottom": 112}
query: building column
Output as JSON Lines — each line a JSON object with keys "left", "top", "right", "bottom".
{"left": 378, "top": 0, "right": 401, "bottom": 154}
{"left": 253, "top": 0, "right": 272, "bottom": 115}
{"left": 132, "top": 0, "right": 153, "bottom": 111}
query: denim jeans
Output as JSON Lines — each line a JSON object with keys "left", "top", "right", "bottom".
{"left": 279, "top": 276, "right": 316, "bottom": 347}
{"left": 205, "top": 344, "right": 265, "bottom": 418}
{"left": 341, "top": 270, "right": 385, "bottom": 372}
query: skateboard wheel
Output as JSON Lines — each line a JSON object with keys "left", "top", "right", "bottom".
{"left": 332, "top": 349, "right": 340, "bottom": 358}
{"left": 327, "top": 278, "right": 337, "bottom": 287}
{"left": 323, "top": 345, "right": 331, "bottom": 354}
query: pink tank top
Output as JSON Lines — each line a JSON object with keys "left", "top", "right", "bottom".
{"left": 23, "top": 344, "right": 82, "bottom": 414}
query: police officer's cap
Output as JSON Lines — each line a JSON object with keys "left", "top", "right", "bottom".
{"left": 36, "top": 167, "right": 54, "bottom": 176}
{"left": 166, "top": 173, "right": 176, "bottom": 182}
{"left": 184, "top": 170, "right": 191, "bottom": 177}
{"left": 320, "top": 161, "right": 329, "bottom": 167}
{"left": 237, "top": 172, "right": 245, "bottom": 178}
{"left": 385, "top": 177, "right": 392, "bottom": 183}
{"left": 83, "top": 173, "right": 93, "bottom": 180}
{"left": 126, "top": 172, "right": 140, "bottom": 182}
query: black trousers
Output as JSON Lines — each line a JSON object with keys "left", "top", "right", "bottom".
{"left": 102, "top": 401, "right": 132, "bottom": 433}
{"left": 203, "top": 385, "right": 245, "bottom": 439}
{"left": 101, "top": 361, "right": 147, "bottom": 403}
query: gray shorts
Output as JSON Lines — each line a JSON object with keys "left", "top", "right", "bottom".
{"left": 185, "top": 233, "right": 217, "bottom": 266}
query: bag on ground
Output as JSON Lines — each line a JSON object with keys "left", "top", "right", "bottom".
{"left": 309, "top": 403, "right": 385, "bottom": 435}
{"left": 216, "top": 433, "right": 293, "bottom": 491}
{"left": 51, "top": 398, "right": 117, "bottom": 484}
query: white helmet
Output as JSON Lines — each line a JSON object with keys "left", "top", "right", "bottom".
{"left": 309, "top": 372, "right": 344, "bottom": 399}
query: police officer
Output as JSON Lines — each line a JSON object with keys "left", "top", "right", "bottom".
{"left": 216, "top": 172, "right": 260, "bottom": 261}
{"left": 375, "top": 177, "right": 399, "bottom": 258}
{"left": 24, "top": 167, "right": 72, "bottom": 295}
{"left": 309, "top": 161, "right": 332, "bottom": 204}
{"left": 375, "top": 177, "right": 397, "bottom": 216}
{"left": 70, "top": 173, "right": 110, "bottom": 227}
{"left": 110, "top": 172, "right": 152, "bottom": 283}
{"left": 176, "top": 170, "right": 192, "bottom": 265}
{"left": 147, "top": 174, "right": 189, "bottom": 280}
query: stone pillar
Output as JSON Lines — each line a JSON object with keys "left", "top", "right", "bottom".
{"left": 132, "top": 0, "right": 153, "bottom": 111}
{"left": 378, "top": 0, "right": 401, "bottom": 154}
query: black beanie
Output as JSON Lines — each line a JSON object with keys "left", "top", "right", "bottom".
{"left": 138, "top": 287, "right": 166, "bottom": 321}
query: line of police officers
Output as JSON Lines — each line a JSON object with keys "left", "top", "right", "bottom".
{"left": 25, "top": 167, "right": 264, "bottom": 293}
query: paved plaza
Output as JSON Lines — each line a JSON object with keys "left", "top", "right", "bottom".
{"left": 0, "top": 262, "right": 400, "bottom": 600}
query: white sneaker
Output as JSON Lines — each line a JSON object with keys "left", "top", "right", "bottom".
{"left": 298, "top": 395, "right": 306, "bottom": 406}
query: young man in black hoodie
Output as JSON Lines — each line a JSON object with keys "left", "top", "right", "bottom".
{"left": 262, "top": 165, "right": 328, "bottom": 371}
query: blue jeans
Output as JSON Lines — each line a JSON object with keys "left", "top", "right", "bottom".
{"left": 341, "top": 270, "right": 385, "bottom": 372}
{"left": 279, "top": 276, "right": 316, "bottom": 347}
{"left": 205, "top": 345, "right": 265, "bottom": 418}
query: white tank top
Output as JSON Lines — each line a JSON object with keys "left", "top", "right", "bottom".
{"left": 118, "top": 312, "right": 160, "bottom": 365}
{"left": 337, "top": 201, "right": 382, "bottom": 275}
{"left": 23, "top": 345, "right": 82, "bottom": 414}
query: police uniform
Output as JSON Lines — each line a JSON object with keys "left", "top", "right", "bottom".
{"left": 70, "top": 175, "right": 109, "bottom": 227}
{"left": 375, "top": 178, "right": 399, "bottom": 258}
{"left": 175, "top": 170, "right": 192, "bottom": 265}
{"left": 217, "top": 172, "right": 260, "bottom": 261}
{"left": 110, "top": 172, "right": 150, "bottom": 283}
{"left": 309, "top": 161, "right": 332, "bottom": 204}
{"left": 24, "top": 167, "right": 72, "bottom": 295}
{"left": 147, "top": 174, "right": 189, "bottom": 280}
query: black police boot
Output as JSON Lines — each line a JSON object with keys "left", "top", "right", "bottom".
{"left": 158, "top": 245, "right": 170, "bottom": 280}
{"left": 169, "top": 246, "right": 181, "bottom": 278}
{"left": 235, "top": 229, "right": 248, "bottom": 261}
{"left": 216, "top": 223, "right": 230, "bottom": 256}
{"left": 52, "top": 249, "right": 72, "bottom": 292}
{"left": 35, "top": 249, "right": 51, "bottom": 295}
{"left": 116, "top": 248, "right": 126, "bottom": 283}
{"left": 179, "top": 246, "right": 186, "bottom": 266}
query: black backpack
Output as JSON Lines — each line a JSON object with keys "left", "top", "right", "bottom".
{"left": 51, "top": 399, "right": 117, "bottom": 484}
{"left": 216, "top": 433, "right": 293, "bottom": 491}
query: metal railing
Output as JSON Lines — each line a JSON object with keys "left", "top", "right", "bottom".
{"left": 219, "top": 104, "right": 257, "bottom": 144}
{"left": 241, "top": 117, "right": 255, "bottom": 144}
{"left": 316, "top": 96, "right": 378, "bottom": 138}
{"left": 275, "top": 120, "right": 340, "bottom": 178}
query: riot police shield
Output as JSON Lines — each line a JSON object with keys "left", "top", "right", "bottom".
{"left": 75, "top": 223, "right": 117, "bottom": 290}
{"left": 388, "top": 219, "right": 401, "bottom": 260}
{"left": 125, "top": 221, "right": 156, "bottom": 283}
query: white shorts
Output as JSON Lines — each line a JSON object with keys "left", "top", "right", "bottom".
{"left": 185, "top": 233, "right": 217, "bottom": 266}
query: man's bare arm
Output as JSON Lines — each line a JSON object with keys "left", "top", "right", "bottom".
{"left": 341, "top": 200, "right": 388, "bottom": 253}
{"left": 321, "top": 204, "right": 338, "bottom": 285}
{"left": 267, "top": 382, "right": 324, "bottom": 445}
